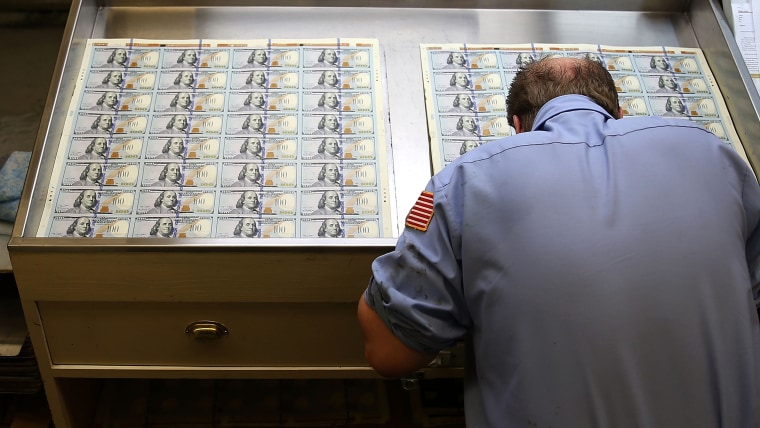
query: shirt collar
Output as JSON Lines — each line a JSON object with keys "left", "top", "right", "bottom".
{"left": 532, "top": 95, "right": 614, "bottom": 131}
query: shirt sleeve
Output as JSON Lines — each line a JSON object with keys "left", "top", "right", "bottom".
{"left": 365, "top": 181, "right": 470, "bottom": 355}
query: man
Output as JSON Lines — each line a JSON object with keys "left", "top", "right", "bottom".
{"left": 92, "top": 91, "right": 119, "bottom": 111}
{"left": 169, "top": 71, "right": 195, "bottom": 90}
{"left": 313, "top": 92, "right": 340, "bottom": 112}
{"left": 458, "top": 140, "right": 478, "bottom": 155}
{"left": 313, "top": 70, "right": 339, "bottom": 90}
{"left": 229, "top": 191, "right": 259, "bottom": 214}
{"left": 449, "top": 93, "right": 475, "bottom": 113}
{"left": 312, "top": 137, "right": 341, "bottom": 160}
{"left": 238, "top": 114, "right": 265, "bottom": 135}
{"left": 239, "top": 92, "right": 267, "bottom": 111}
{"left": 450, "top": 116, "right": 478, "bottom": 137}
{"left": 66, "top": 190, "right": 98, "bottom": 214}
{"left": 171, "top": 49, "right": 198, "bottom": 68}
{"left": 161, "top": 114, "right": 189, "bottom": 134}
{"left": 442, "top": 52, "right": 467, "bottom": 69}
{"left": 66, "top": 217, "right": 92, "bottom": 238}
{"left": 311, "top": 163, "right": 341, "bottom": 187}
{"left": 318, "top": 218, "right": 342, "bottom": 237}
{"left": 656, "top": 75, "right": 680, "bottom": 93}
{"left": 245, "top": 49, "right": 268, "bottom": 68}
{"left": 233, "top": 217, "right": 258, "bottom": 238}
{"left": 663, "top": 95, "right": 689, "bottom": 117}
{"left": 85, "top": 114, "right": 113, "bottom": 134}
{"left": 234, "top": 137, "right": 263, "bottom": 159}
{"left": 445, "top": 72, "right": 471, "bottom": 92}
{"left": 156, "top": 137, "right": 185, "bottom": 159}
{"left": 72, "top": 163, "right": 103, "bottom": 186}
{"left": 97, "top": 71, "right": 123, "bottom": 89}
{"left": 79, "top": 137, "right": 108, "bottom": 160}
{"left": 147, "top": 190, "right": 179, "bottom": 214}
{"left": 100, "top": 48, "right": 127, "bottom": 68}
{"left": 312, "top": 114, "right": 340, "bottom": 135}
{"left": 165, "top": 92, "right": 193, "bottom": 112}
{"left": 358, "top": 57, "right": 760, "bottom": 427}
{"left": 149, "top": 217, "right": 175, "bottom": 238}
{"left": 313, "top": 48, "right": 339, "bottom": 68}
{"left": 515, "top": 52, "right": 535, "bottom": 67}
{"left": 650, "top": 55, "right": 671, "bottom": 72}
{"left": 230, "top": 163, "right": 262, "bottom": 187}
{"left": 241, "top": 70, "right": 267, "bottom": 89}
{"left": 311, "top": 190, "right": 341, "bottom": 215}
{"left": 151, "top": 162, "right": 182, "bottom": 187}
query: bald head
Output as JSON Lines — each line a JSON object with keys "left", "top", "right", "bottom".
{"left": 537, "top": 56, "right": 586, "bottom": 75}
{"left": 506, "top": 56, "right": 620, "bottom": 132}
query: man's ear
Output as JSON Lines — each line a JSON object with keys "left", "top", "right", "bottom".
{"left": 617, "top": 107, "right": 624, "bottom": 119}
{"left": 512, "top": 115, "right": 523, "bottom": 134}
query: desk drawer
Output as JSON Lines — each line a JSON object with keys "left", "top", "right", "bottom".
{"left": 39, "top": 301, "right": 366, "bottom": 367}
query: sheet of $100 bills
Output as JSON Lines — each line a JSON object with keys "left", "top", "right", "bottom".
{"left": 38, "top": 38, "right": 392, "bottom": 239}
{"left": 421, "top": 43, "right": 748, "bottom": 173}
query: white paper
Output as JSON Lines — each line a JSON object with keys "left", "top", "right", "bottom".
{"left": 737, "top": 2, "right": 760, "bottom": 92}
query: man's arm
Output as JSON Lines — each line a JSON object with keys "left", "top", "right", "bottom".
{"left": 357, "top": 293, "right": 436, "bottom": 378}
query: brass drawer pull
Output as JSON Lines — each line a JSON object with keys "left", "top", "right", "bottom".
{"left": 185, "top": 321, "right": 229, "bottom": 341}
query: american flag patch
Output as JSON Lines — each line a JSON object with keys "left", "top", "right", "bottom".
{"left": 405, "top": 191, "right": 435, "bottom": 232}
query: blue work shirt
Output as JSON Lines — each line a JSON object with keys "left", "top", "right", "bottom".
{"left": 367, "top": 95, "right": 760, "bottom": 427}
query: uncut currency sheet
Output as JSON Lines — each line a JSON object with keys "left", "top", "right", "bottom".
{"left": 421, "top": 43, "right": 748, "bottom": 173}
{"left": 38, "top": 38, "right": 392, "bottom": 239}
